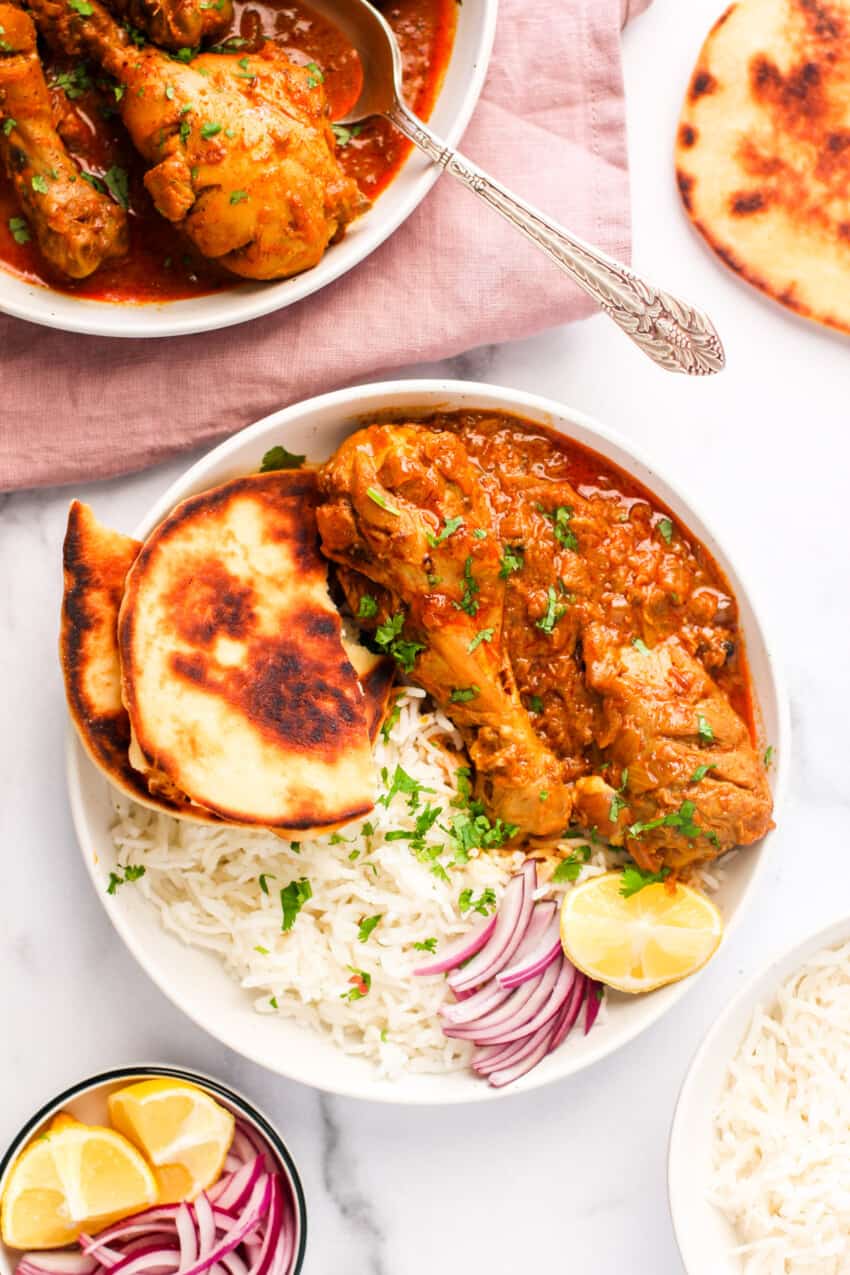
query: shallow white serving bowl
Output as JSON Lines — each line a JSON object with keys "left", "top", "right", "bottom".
{"left": 0, "top": 3, "right": 496, "bottom": 338}
{"left": 67, "top": 379, "right": 790, "bottom": 1103}
{"left": 668, "top": 916, "right": 850, "bottom": 1275}
{"left": 0, "top": 1064, "right": 307, "bottom": 1275}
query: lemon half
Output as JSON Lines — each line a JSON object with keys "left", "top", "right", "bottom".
{"left": 560, "top": 872, "right": 723, "bottom": 994}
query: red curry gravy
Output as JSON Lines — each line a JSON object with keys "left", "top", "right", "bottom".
{"left": 0, "top": 0, "right": 457, "bottom": 302}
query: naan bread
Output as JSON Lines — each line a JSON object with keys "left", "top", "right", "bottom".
{"left": 60, "top": 501, "right": 220, "bottom": 822}
{"left": 118, "top": 471, "right": 377, "bottom": 831}
{"left": 676, "top": 0, "right": 850, "bottom": 332}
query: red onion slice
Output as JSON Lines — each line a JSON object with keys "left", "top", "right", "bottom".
{"left": 470, "top": 957, "right": 575, "bottom": 1045}
{"left": 175, "top": 1204, "right": 197, "bottom": 1273}
{"left": 109, "top": 1246, "right": 180, "bottom": 1275}
{"left": 549, "top": 970, "right": 587, "bottom": 1051}
{"left": 448, "top": 861, "right": 537, "bottom": 993}
{"left": 209, "top": 1158, "right": 264, "bottom": 1212}
{"left": 445, "top": 973, "right": 541, "bottom": 1039}
{"left": 489, "top": 1014, "right": 563, "bottom": 1088}
{"left": 584, "top": 981, "right": 603, "bottom": 1034}
{"left": 18, "top": 1258, "right": 99, "bottom": 1275}
{"left": 440, "top": 977, "right": 512, "bottom": 1026}
{"left": 412, "top": 912, "right": 497, "bottom": 977}
{"left": 194, "top": 1195, "right": 216, "bottom": 1263}
{"left": 244, "top": 1178, "right": 281, "bottom": 1275}
{"left": 448, "top": 953, "right": 564, "bottom": 1042}
{"left": 497, "top": 914, "right": 562, "bottom": 989}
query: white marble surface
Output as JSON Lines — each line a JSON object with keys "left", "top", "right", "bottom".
{"left": 2, "top": 1, "right": 850, "bottom": 1270}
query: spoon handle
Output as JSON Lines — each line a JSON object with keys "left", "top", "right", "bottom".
{"left": 386, "top": 101, "right": 725, "bottom": 376}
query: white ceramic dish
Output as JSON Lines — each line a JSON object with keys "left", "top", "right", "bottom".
{"left": 668, "top": 916, "right": 850, "bottom": 1275}
{"left": 0, "top": 3, "right": 496, "bottom": 338}
{"left": 0, "top": 1064, "right": 307, "bottom": 1275}
{"left": 66, "top": 378, "right": 790, "bottom": 1103}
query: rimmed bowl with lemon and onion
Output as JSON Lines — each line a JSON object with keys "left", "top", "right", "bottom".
{"left": 0, "top": 1067, "right": 306, "bottom": 1275}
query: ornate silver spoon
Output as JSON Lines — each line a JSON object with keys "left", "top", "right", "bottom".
{"left": 309, "top": 0, "right": 725, "bottom": 375}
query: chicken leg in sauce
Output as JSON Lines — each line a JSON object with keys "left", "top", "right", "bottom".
{"left": 0, "top": 3, "right": 127, "bottom": 279}
{"left": 24, "top": 0, "right": 364, "bottom": 279}
{"left": 318, "top": 414, "right": 774, "bottom": 875}
{"left": 101, "top": 0, "right": 233, "bottom": 53}
{"left": 317, "top": 424, "right": 575, "bottom": 838}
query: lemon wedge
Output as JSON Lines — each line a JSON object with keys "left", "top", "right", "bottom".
{"left": 560, "top": 872, "right": 723, "bottom": 993}
{"left": 108, "top": 1079, "right": 235, "bottom": 1203}
{"left": 1, "top": 1114, "right": 158, "bottom": 1248}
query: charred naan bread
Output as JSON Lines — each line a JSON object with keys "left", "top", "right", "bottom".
{"left": 676, "top": 0, "right": 850, "bottom": 332}
{"left": 60, "top": 501, "right": 220, "bottom": 822}
{"left": 118, "top": 471, "right": 376, "bottom": 831}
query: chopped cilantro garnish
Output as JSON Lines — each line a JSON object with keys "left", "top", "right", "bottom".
{"left": 357, "top": 914, "right": 382, "bottom": 943}
{"left": 620, "top": 864, "right": 671, "bottom": 898}
{"left": 427, "top": 515, "right": 463, "bottom": 548}
{"left": 628, "top": 800, "right": 705, "bottom": 842}
{"left": 449, "top": 686, "right": 479, "bottom": 703}
{"left": 279, "top": 877, "right": 312, "bottom": 931}
{"left": 379, "top": 764, "right": 434, "bottom": 809}
{"left": 357, "top": 594, "right": 378, "bottom": 620}
{"left": 104, "top": 165, "right": 129, "bottom": 209}
{"left": 536, "top": 585, "right": 567, "bottom": 634}
{"left": 657, "top": 517, "right": 674, "bottom": 544}
{"left": 331, "top": 122, "right": 363, "bottom": 147}
{"left": 8, "top": 217, "right": 29, "bottom": 244}
{"left": 528, "top": 694, "right": 544, "bottom": 714}
{"left": 467, "top": 626, "right": 493, "bottom": 653}
{"left": 413, "top": 937, "right": 437, "bottom": 953}
{"left": 31, "top": 174, "right": 49, "bottom": 194}
{"left": 690, "top": 764, "right": 714, "bottom": 784}
{"left": 305, "top": 60, "right": 324, "bottom": 87}
{"left": 632, "top": 637, "right": 650, "bottom": 656}
{"left": 374, "top": 611, "right": 425, "bottom": 672}
{"left": 106, "top": 864, "right": 145, "bottom": 894}
{"left": 541, "top": 504, "right": 578, "bottom": 551}
{"left": 254, "top": 944, "right": 269, "bottom": 955}
{"left": 2, "top": 119, "right": 15, "bottom": 136}
{"left": 165, "top": 84, "right": 175, "bottom": 99}
{"left": 68, "top": 0, "right": 94, "bottom": 15}
{"left": 269, "top": 995, "right": 279, "bottom": 1009}
{"left": 697, "top": 714, "right": 714, "bottom": 743}
{"left": 53, "top": 64, "right": 92, "bottom": 99}
{"left": 764, "top": 745, "right": 774, "bottom": 769}
{"left": 230, "top": 189, "right": 249, "bottom": 204}
{"left": 366, "top": 486, "right": 399, "bottom": 514}
{"left": 458, "top": 887, "right": 497, "bottom": 916}
{"left": 200, "top": 121, "right": 222, "bottom": 138}
{"left": 552, "top": 846, "right": 591, "bottom": 883}
{"left": 453, "top": 556, "right": 480, "bottom": 617}
{"left": 380, "top": 695, "right": 403, "bottom": 743}
{"left": 498, "top": 545, "right": 524, "bottom": 577}
{"left": 258, "top": 873, "right": 275, "bottom": 895}
{"left": 259, "top": 444, "right": 306, "bottom": 471}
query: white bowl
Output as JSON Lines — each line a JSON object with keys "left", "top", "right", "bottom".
{"left": 66, "top": 378, "right": 790, "bottom": 1103}
{"left": 668, "top": 916, "right": 850, "bottom": 1275}
{"left": 0, "top": 4, "right": 497, "bottom": 338}
{"left": 0, "top": 1064, "right": 307, "bottom": 1275}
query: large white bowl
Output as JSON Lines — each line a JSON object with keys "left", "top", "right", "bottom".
{"left": 66, "top": 379, "right": 790, "bottom": 1103}
{"left": 668, "top": 916, "right": 850, "bottom": 1275}
{"left": 0, "top": 4, "right": 497, "bottom": 338}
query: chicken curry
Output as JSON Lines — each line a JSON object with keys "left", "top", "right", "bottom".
{"left": 317, "top": 412, "right": 774, "bottom": 877}
{"left": 0, "top": 0, "right": 456, "bottom": 300}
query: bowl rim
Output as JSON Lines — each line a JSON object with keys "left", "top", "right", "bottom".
{"left": 667, "top": 913, "right": 850, "bottom": 1275}
{"left": 65, "top": 377, "right": 792, "bottom": 1104}
{"left": 0, "top": 2, "right": 499, "bottom": 339}
{"left": 0, "top": 1063, "right": 307, "bottom": 1275}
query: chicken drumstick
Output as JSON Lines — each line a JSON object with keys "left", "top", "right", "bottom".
{"left": 102, "top": 0, "right": 232, "bottom": 53}
{"left": 0, "top": 3, "right": 127, "bottom": 279}
{"left": 25, "top": 0, "right": 364, "bottom": 279}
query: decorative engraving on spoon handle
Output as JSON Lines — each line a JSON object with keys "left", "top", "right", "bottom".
{"left": 386, "top": 102, "right": 725, "bottom": 376}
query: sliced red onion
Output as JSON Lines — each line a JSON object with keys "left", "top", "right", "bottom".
{"left": 489, "top": 1014, "right": 563, "bottom": 1088}
{"left": 208, "top": 1158, "right": 264, "bottom": 1212}
{"left": 17, "top": 1256, "right": 99, "bottom": 1275}
{"left": 585, "top": 981, "right": 603, "bottom": 1034}
{"left": 549, "top": 970, "right": 587, "bottom": 1051}
{"left": 194, "top": 1194, "right": 216, "bottom": 1262}
{"left": 448, "top": 861, "right": 536, "bottom": 993}
{"left": 109, "top": 1246, "right": 180, "bottom": 1275}
{"left": 446, "top": 953, "right": 564, "bottom": 1042}
{"left": 175, "top": 1204, "right": 197, "bottom": 1273}
{"left": 232, "top": 1123, "right": 275, "bottom": 1175}
{"left": 82, "top": 1210, "right": 184, "bottom": 1251}
{"left": 472, "top": 1033, "right": 536, "bottom": 1077}
{"left": 495, "top": 900, "right": 554, "bottom": 978}
{"left": 228, "top": 1131, "right": 255, "bottom": 1167}
{"left": 497, "top": 914, "right": 562, "bottom": 989}
{"left": 221, "top": 1255, "right": 248, "bottom": 1275}
{"left": 440, "top": 977, "right": 512, "bottom": 1026}
{"left": 446, "top": 972, "right": 539, "bottom": 1033}
{"left": 412, "top": 912, "right": 497, "bottom": 977}
{"left": 244, "top": 1178, "right": 281, "bottom": 1275}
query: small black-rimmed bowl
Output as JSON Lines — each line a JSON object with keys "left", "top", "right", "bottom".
{"left": 0, "top": 1065, "right": 306, "bottom": 1275}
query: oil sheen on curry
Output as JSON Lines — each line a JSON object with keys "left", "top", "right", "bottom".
{"left": 0, "top": 0, "right": 456, "bottom": 301}
{"left": 317, "top": 411, "right": 774, "bottom": 877}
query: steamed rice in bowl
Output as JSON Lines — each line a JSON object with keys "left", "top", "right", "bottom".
{"left": 109, "top": 687, "right": 626, "bottom": 1078}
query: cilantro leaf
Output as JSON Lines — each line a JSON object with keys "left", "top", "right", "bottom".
{"left": 453, "top": 555, "right": 480, "bottom": 617}
{"left": 260, "top": 444, "right": 306, "bottom": 472}
{"left": 8, "top": 217, "right": 29, "bottom": 244}
{"left": 690, "top": 764, "right": 714, "bottom": 784}
{"left": 449, "top": 685, "right": 479, "bottom": 703}
{"left": 357, "top": 594, "right": 378, "bottom": 620}
{"left": 498, "top": 545, "right": 524, "bottom": 577}
{"left": 341, "top": 966, "right": 371, "bottom": 1001}
{"left": 374, "top": 611, "right": 425, "bottom": 672}
{"left": 632, "top": 637, "right": 650, "bottom": 656}
{"left": 357, "top": 914, "right": 382, "bottom": 943}
{"left": 467, "top": 626, "right": 493, "bottom": 653}
{"left": 458, "top": 887, "right": 497, "bottom": 916}
{"left": 279, "top": 877, "right": 312, "bottom": 931}
{"left": 536, "top": 585, "right": 567, "bottom": 634}
{"left": 413, "top": 937, "right": 437, "bottom": 953}
{"left": 427, "top": 515, "right": 463, "bottom": 548}
{"left": 697, "top": 714, "right": 714, "bottom": 743}
{"left": 657, "top": 517, "right": 674, "bottom": 544}
{"left": 552, "top": 846, "right": 591, "bottom": 883}
{"left": 366, "top": 486, "right": 399, "bottom": 514}
{"left": 620, "top": 865, "right": 671, "bottom": 898}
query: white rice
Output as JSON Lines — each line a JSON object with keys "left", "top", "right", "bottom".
{"left": 109, "top": 688, "right": 717, "bottom": 1076}
{"left": 711, "top": 940, "right": 850, "bottom": 1274}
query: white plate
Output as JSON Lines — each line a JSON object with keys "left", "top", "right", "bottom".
{"left": 668, "top": 916, "right": 850, "bottom": 1275}
{"left": 66, "top": 378, "right": 790, "bottom": 1103}
{"left": 0, "top": 4, "right": 497, "bottom": 338}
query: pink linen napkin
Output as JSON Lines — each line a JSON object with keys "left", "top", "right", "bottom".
{"left": 0, "top": 0, "right": 651, "bottom": 491}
